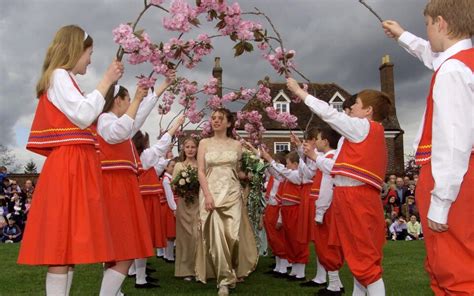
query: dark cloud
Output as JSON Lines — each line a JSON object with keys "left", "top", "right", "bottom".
{"left": 1, "top": 0, "right": 433, "bottom": 170}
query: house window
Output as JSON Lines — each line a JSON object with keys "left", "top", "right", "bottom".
{"left": 275, "top": 102, "right": 289, "bottom": 113}
{"left": 331, "top": 102, "right": 343, "bottom": 112}
{"left": 274, "top": 142, "right": 290, "bottom": 153}
{"left": 329, "top": 92, "right": 345, "bottom": 112}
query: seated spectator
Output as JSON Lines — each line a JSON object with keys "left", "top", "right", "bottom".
{"left": 2, "top": 214, "right": 22, "bottom": 243}
{"left": 0, "top": 196, "right": 8, "bottom": 216}
{"left": 406, "top": 215, "right": 421, "bottom": 241}
{"left": 389, "top": 217, "right": 408, "bottom": 241}
{"left": 0, "top": 166, "right": 7, "bottom": 183}
{"left": 384, "top": 195, "right": 400, "bottom": 218}
{"left": 0, "top": 215, "right": 6, "bottom": 241}
{"left": 401, "top": 196, "right": 419, "bottom": 219}
{"left": 403, "top": 176, "right": 411, "bottom": 187}
{"left": 24, "top": 179, "right": 35, "bottom": 196}
{"left": 24, "top": 196, "right": 32, "bottom": 219}
{"left": 405, "top": 182, "right": 416, "bottom": 199}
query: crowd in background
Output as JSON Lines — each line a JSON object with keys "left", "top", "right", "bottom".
{"left": 381, "top": 174, "right": 422, "bottom": 241}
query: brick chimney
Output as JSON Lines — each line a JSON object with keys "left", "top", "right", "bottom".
{"left": 379, "top": 55, "right": 397, "bottom": 118}
{"left": 212, "top": 57, "right": 223, "bottom": 97}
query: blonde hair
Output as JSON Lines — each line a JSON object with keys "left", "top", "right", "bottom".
{"left": 179, "top": 137, "right": 199, "bottom": 162}
{"left": 424, "top": 0, "right": 474, "bottom": 38}
{"left": 36, "top": 25, "right": 93, "bottom": 98}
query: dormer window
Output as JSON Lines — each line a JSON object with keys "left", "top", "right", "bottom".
{"left": 273, "top": 89, "right": 291, "bottom": 113}
{"left": 329, "top": 92, "right": 345, "bottom": 112}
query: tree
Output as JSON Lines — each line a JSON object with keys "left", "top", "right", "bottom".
{"left": 24, "top": 160, "right": 38, "bottom": 174}
{"left": 405, "top": 152, "right": 420, "bottom": 177}
{"left": 0, "top": 144, "right": 21, "bottom": 173}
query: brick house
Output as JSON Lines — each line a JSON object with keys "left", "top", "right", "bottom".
{"left": 184, "top": 56, "right": 404, "bottom": 176}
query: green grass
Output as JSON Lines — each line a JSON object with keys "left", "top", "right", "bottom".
{"left": 0, "top": 241, "right": 432, "bottom": 295}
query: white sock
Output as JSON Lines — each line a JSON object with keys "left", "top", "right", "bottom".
{"left": 157, "top": 248, "right": 164, "bottom": 257}
{"left": 313, "top": 258, "right": 327, "bottom": 284}
{"left": 367, "top": 278, "right": 385, "bottom": 296}
{"left": 166, "top": 240, "right": 174, "bottom": 260}
{"left": 99, "top": 269, "right": 126, "bottom": 296}
{"left": 46, "top": 273, "right": 67, "bottom": 296}
{"left": 289, "top": 264, "right": 296, "bottom": 276}
{"left": 278, "top": 258, "right": 289, "bottom": 273}
{"left": 128, "top": 261, "right": 136, "bottom": 276}
{"left": 66, "top": 270, "right": 74, "bottom": 295}
{"left": 353, "top": 277, "right": 367, "bottom": 296}
{"left": 274, "top": 256, "right": 281, "bottom": 272}
{"left": 135, "top": 258, "right": 148, "bottom": 285}
{"left": 295, "top": 263, "right": 305, "bottom": 278}
{"left": 327, "top": 271, "right": 341, "bottom": 292}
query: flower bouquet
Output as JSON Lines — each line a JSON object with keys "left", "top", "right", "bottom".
{"left": 171, "top": 165, "right": 200, "bottom": 205}
{"left": 241, "top": 150, "right": 268, "bottom": 250}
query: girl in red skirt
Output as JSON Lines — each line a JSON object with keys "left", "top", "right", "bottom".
{"left": 130, "top": 122, "right": 183, "bottom": 289}
{"left": 18, "top": 25, "right": 123, "bottom": 295}
{"left": 96, "top": 72, "right": 177, "bottom": 295}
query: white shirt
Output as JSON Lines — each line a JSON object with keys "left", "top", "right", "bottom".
{"left": 163, "top": 172, "right": 176, "bottom": 211}
{"left": 155, "top": 157, "right": 170, "bottom": 176}
{"left": 314, "top": 150, "right": 336, "bottom": 223}
{"left": 398, "top": 32, "right": 474, "bottom": 224}
{"left": 97, "top": 90, "right": 159, "bottom": 144}
{"left": 140, "top": 133, "right": 172, "bottom": 170}
{"left": 264, "top": 170, "right": 281, "bottom": 206}
{"left": 269, "top": 161, "right": 302, "bottom": 206}
{"left": 48, "top": 69, "right": 105, "bottom": 129}
{"left": 304, "top": 97, "right": 367, "bottom": 187}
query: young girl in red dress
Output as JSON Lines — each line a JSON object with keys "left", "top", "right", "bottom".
{"left": 96, "top": 72, "right": 177, "bottom": 295}
{"left": 17, "top": 25, "right": 123, "bottom": 295}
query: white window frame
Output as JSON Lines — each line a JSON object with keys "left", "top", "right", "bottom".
{"left": 274, "top": 142, "right": 290, "bottom": 153}
{"left": 329, "top": 92, "right": 345, "bottom": 112}
{"left": 273, "top": 89, "right": 291, "bottom": 113}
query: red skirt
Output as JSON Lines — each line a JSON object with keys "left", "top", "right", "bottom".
{"left": 102, "top": 170, "right": 154, "bottom": 261}
{"left": 18, "top": 145, "right": 115, "bottom": 265}
{"left": 142, "top": 194, "right": 166, "bottom": 248}
{"left": 160, "top": 202, "right": 176, "bottom": 239}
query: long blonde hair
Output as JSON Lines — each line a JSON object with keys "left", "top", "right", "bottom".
{"left": 36, "top": 25, "right": 93, "bottom": 98}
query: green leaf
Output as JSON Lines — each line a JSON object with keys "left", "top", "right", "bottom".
{"left": 243, "top": 42, "right": 254, "bottom": 52}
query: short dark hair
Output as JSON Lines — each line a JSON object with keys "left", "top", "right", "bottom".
{"left": 286, "top": 151, "right": 299, "bottom": 164}
{"left": 318, "top": 127, "right": 341, "bottom": 150}
{"left": 274, "top": 150, "right": 289, "bottom": 166}
{"left": 343, "top": 94, "right": 357, "bottom": 110}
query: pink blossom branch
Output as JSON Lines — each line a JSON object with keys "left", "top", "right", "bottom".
{"left": 358, "top": 0, "right": 383, "bottom": 23}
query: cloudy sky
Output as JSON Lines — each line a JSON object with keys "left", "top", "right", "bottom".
{"left": 1, "top": 0, "right": 437, "bottom": 172}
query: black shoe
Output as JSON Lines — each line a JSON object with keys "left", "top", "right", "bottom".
{"left": 288, "top": 276, "right": 306, "bottom": 282}
{"left": 135, "top": 282, "right": 160, "bottom": 289}
{"left": 127, "top": 274, "right": 136, "bottom": 278}
{"left": 300, "top": 280, "right": 327, "bottom": 287}
{"left": 146, "top": 276, "right": 158, "bottom": 283}
{"left": 164, "top": 258, "right": 175, "bottom": 263}
{"left": 264, "top": 269, "right": 277, "bottom": 275}
{"left": 268, "top": 263, "right": 276, "bottom": 269}
{"left": 316, "top": 287, "right": 343, "bottom": 296}
{"left": 272, "top": 272, "right": 291, "bottom": 279}
{"left": 146, "top": 267, "right": 156, "bottom": 273}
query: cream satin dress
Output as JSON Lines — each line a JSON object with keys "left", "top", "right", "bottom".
{"left": 173, "top": 161, "right": 200, "bottom": 277}
{"left": 195, "top": 139, "right": 243, "bottom": 287}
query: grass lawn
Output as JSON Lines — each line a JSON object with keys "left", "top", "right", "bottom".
{"left": 0, "top": 241, "right": 432, "bottom": 295}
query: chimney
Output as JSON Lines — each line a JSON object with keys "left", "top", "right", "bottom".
{"left": 212, "top": 57, "right": 223, "bottom": 97}
{"left": 379, "top": 54, "right": 396, "bottom": 117}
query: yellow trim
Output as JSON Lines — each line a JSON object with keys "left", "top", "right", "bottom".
{"left": 334, "top": 162, "right": 382, "bottom": 181}
{"left": 417, "top": 144, "right": 432, "bottom": 149}
{"left": 101, "top": 160, "right": 136, "bottom": 165}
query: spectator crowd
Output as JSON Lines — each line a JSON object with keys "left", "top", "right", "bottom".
{"left": 0, "top": 166, "right": 34, "bottom": 243}
{"left": 381, "top": 174, "right": 423, "bottom": 241}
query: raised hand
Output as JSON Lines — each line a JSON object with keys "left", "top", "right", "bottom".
{"left": 382, "top": 20, "right": 405, "bottom": 39}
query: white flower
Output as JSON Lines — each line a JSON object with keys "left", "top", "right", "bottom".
{"left": 179, "top": 179, "right": 186, "bottom": 186}
{"left": 186, "top": 178, "right": 191, "bottom": 183}
{"left": 250, "top": 154, "right": 256, "bottom": 159}
{"left": 181, "top": 171, "right": 189, "bottom": 178}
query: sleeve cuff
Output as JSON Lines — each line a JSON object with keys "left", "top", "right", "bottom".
{"left": 397, "top": 31, "right": 416, "bottom": 47}
{"left": 315, "top": 212, "right": 324, "bottom": 224}
{"left": 427, "top": 202, "right": 451, "bottom": 224}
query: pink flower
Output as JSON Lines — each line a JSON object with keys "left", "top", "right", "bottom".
{"left": 201, "top": 120, "right": 213, "bottom": 138}
{"left": 206, "top": 95, "right": 223, "bottom": 110}
{"left": 203, "top": 77, "right": 218, "bottom": 95}
{"left": 256, "top": 84, "right": 271, "bottom": 104}
{"left": 137, "top": 75, "right": 157, "bottom": 88}
{"left": 150, "top": 0, "right": 165, "bottom": 5}
{"left": 265, "top": 106, "right": 278, "bottom": 120}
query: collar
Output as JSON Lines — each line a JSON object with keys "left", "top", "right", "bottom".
{"left": 433, "top": 39, "right": 473, "bottom": 70}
